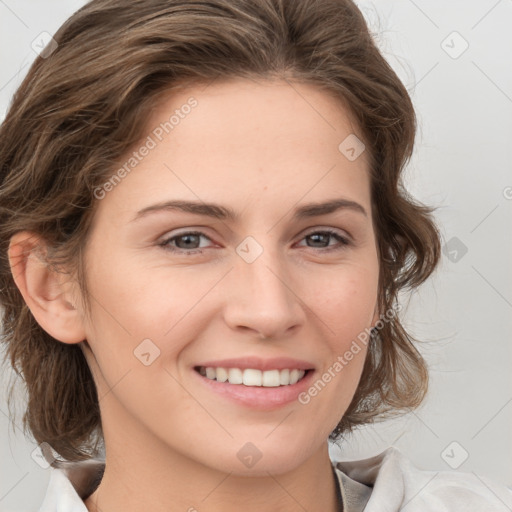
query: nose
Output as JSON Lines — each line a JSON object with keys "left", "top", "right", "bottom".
{"left": 222, "top": 241, "right": 305, "bottom": 340}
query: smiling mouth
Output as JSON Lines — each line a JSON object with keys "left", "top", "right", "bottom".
{"left": 194, "top": 366, "right": 311, "bottom": 387}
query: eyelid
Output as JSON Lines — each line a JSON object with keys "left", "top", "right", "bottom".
{"left": 301, "top": 226, "right": 352, "bottom": 242}
{"left": 159, "top": 229, "right": 214, "bottom": 247}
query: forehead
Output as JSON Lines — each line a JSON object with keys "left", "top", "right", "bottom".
{"left": 92, "top": 77, "right": 371, "bottom": 225}
{"left": 148, "top": 77, "right": 364, "bottom": 154}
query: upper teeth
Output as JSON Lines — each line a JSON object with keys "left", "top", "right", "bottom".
{"left": 198, "top": 367, "right": 307, "bottom": 387}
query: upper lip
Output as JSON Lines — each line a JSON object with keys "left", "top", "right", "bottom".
{"left": 194, "top": 356, "right": 315, "bottom": 371}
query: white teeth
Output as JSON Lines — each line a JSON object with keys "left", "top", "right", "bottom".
{"left": 198, "top": 367, "right": 307, "bottom": 386}
{"left": 262, "top": 369, "right": 280, "bottom": 387}
{"left": 228, "top": 368, "right": 243, "bottom": 384}
{"left": 243, "top": 369, "right": 262, "bottom": 386}
{"left": 289, "top": 369, "right": 300, "bottom": 385}
{"left": 216, "top": 367, "right": 228, "bottom": 382}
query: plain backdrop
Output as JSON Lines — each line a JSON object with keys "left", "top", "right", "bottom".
{"left": 1, "top": 1, "right": 511, "bottom": 510}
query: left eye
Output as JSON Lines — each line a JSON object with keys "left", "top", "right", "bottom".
{"left": 297, "top": 230, "right": 351, "bottom": 250}
{"left": 160, "top": 229, "right": 350, "bottom": 254}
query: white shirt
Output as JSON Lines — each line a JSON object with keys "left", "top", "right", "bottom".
{"left": 38, "top": 446, "right": 512, "bottom": 511}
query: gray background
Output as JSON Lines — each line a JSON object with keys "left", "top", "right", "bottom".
{"left": 1, "top": 1, "right": 511, "bottom": 510}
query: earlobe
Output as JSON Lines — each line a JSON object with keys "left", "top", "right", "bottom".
{"left": 7, "top": 231, "right": 86, "bottom": 344}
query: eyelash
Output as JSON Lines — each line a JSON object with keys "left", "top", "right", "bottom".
{"left": 159, "top": 229, "right": 351, "bottom": 255}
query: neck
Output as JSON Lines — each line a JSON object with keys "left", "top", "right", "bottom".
{"left": 84, "top": 411, "right": 341, "bottom": 512}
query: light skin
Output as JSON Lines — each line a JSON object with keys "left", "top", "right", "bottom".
{"left": 9, "top": 78, "right": 380, "bottom": 512}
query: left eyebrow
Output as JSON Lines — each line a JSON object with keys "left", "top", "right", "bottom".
{"left": 131, "top": 198, "right": 368, "bottom": 223}
{"left": 294, "top": 198, "right": 367, "bottom": 219}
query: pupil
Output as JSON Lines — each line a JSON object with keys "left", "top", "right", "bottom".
{"left": 179, "top": 234, "right": 198, "bottom": 248}
{"left": 309, "top": 233, "right": 328, "bottom": 247}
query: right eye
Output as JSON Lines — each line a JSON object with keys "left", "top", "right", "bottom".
{"left": 159, "top": 231, "right": 214, "bottom": 255}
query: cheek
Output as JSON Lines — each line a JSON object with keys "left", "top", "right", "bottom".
{"left": 81, "top": 251, "right": 222, "bottom": 383}
{"left": 299, "top": 267, "right": 376, "bottom": 427}
{"left": 303, "top": 261, "right": 377, "bottom": 413}
{"left": 83, "top": 246, "right": 182, "bottom": 338}
{"left": 312, "top": 263, "right": 379, "bottom": 341}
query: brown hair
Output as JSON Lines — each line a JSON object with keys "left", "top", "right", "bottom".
{"left": 0, "top": 0, "right": 440, "bottom": 461}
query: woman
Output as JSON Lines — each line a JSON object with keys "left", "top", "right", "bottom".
{"left": 0, "top": 1, "right": 510, "bottom": 511}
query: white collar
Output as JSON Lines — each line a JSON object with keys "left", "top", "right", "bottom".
{"left": 38, "top": 446, "right": 512, "bottom": 512}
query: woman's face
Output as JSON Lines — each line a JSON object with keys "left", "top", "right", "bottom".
{"left": 79, "top": 78, "right": 380, "bottom": 475}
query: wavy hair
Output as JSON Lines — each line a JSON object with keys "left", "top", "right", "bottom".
{"left": 0, "top": 0, "right": 441, "bottom": 461}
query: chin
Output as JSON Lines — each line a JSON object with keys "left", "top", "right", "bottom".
{"left": 202, "top": 438, "right": 318, "bottom": 477}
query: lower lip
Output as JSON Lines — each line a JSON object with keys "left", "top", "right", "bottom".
{"left": 192, "top": 368, "right": 315, "bottom": 410}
